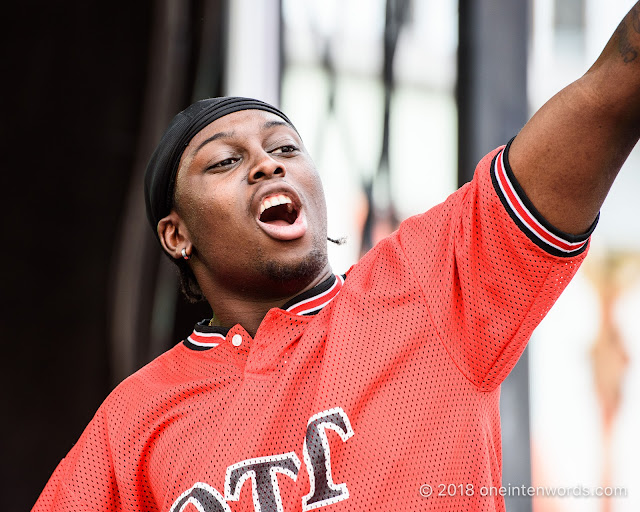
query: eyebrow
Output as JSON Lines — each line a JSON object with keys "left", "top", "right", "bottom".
{"left": 193, "top": 131, "right": 234, "bottom": 155}
{"left": 262, "top": 120, "right": 291, "bottom": 130}
{"left": 192, "top": 120, "right": 293, "bottom": 156}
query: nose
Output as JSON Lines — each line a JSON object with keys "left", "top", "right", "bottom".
{"left": 248, "top": 152, "right": 286, "bottom": 183}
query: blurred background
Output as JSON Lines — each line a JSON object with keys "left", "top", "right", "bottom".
{"left": 1, "top": 0, "right": 638, "bottom": 510}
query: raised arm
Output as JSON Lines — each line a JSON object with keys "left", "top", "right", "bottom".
{"left": 510, "top": 2, "right": 640, "bottom": 235}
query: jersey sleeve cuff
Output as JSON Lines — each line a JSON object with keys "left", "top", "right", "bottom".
{"left": 490, "top": 137, "right": 598, "bottom": 258}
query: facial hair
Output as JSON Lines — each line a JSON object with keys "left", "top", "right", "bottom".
{"left": 253, "top": 229, "right": 329, "bottom": 288}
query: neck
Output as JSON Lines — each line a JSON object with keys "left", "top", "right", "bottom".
{"left": 203, "top": 267, "right": 333, "bottom": 336}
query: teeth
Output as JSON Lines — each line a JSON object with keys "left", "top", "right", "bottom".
{"left": 259, "top": 194, "right": 293, "bottom": 215}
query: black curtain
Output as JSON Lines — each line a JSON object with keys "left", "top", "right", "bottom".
{"left": 0, "top": 2, "right": 226, "bottom": 510}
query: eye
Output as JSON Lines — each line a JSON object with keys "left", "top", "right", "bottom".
{"left": 271, "top": 145, "right": 298, "bottom": 155}
{"left": 208, "top": 157, "right": 238, "bottom": 170}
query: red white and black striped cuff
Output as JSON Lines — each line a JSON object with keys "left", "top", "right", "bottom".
{"left": 491, "top": 139, "right": 597, "bottom": 258}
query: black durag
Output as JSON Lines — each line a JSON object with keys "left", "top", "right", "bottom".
{"left": 144, "top": 97, "right": 296, "bottom": 237}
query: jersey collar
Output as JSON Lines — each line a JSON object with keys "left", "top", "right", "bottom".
{"left": 281, "top": 273, "right": 345, "bottom": 316}
{"left": 185, "top": 274, "right": 345, "bottom": 350}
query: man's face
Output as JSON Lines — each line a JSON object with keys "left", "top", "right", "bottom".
{"left": 172, "top": 109, "right": 329, "bottom": 299}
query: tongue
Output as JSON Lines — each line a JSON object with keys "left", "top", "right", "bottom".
{"left": 264, "top": 219, "right": 291, "bottom": 226}
{"left": 258, "top": 209, "right": 307, "bottom": 241}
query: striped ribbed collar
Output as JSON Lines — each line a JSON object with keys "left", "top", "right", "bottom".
{"left": 280, "top": 273, "right": 345, "bottom": 315}
{"left": 185, "top": 274, "right": 345, "bottom": 350}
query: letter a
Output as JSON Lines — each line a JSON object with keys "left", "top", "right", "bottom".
{"left": 169, "top": 482, "right": 231, "bottom": 512}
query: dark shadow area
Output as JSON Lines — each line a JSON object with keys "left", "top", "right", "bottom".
{"left": 0, "top": 2, "right": 225, "bottom": 509}
{"left": 0, "top": 3, "right": 151, "bottom": 508}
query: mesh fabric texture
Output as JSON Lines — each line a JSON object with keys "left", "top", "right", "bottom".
{"left": 34, "top": 145, "right": 590, "bottom": 512}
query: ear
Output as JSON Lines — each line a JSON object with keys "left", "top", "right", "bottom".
{"left": 157, "top": 210, "right": 192, "bottom": 260}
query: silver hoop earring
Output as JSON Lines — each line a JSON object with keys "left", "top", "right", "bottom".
{"left": 181, "top": 248, "right": 190, "bottom": 260}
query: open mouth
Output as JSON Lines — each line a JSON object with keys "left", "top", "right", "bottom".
{"left": 259, "top": 194, "right": 299, "bottom": 225}
{"left": 256, "top": 193, "right": 307, "bottom": 241}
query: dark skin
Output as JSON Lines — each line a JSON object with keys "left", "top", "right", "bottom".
{"left": 510, "top": 2, "right": 640, "bottom": 235}
{"left": 158, "top": 110, "right": 332, "bottom": 336}
{"left": 159, "top": 3, "right": 640, "bottom": 336}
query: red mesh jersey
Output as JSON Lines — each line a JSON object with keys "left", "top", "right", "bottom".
{"left": 34, "top": 141, "right": 594, "bottom": 511}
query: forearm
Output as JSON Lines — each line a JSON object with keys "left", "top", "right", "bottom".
{"left": 587, "top": 2, "right": 640, "bottom": 125}
{"left": 509, "top": 2, "right": 640, "bottom": 235}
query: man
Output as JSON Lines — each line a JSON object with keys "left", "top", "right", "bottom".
{"left": 34, "top": 4, "right": 639, "bottom": 512}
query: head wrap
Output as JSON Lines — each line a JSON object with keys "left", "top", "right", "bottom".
{"left": 144, "top": 97, "right": 296, "bottom": 235}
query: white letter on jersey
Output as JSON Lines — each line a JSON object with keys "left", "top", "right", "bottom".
{"left": 302, "top": 407, "right": 354, "bottom": 511}
{"left": 169, "top": 482, "right": 231, "bottom": 512}
{"left": 224, "top": 452, "right": 301, "bottom": 512}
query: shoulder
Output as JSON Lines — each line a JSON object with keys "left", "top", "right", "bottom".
{"left": 102, "top": 341, "right": 195, "bottom": 413}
